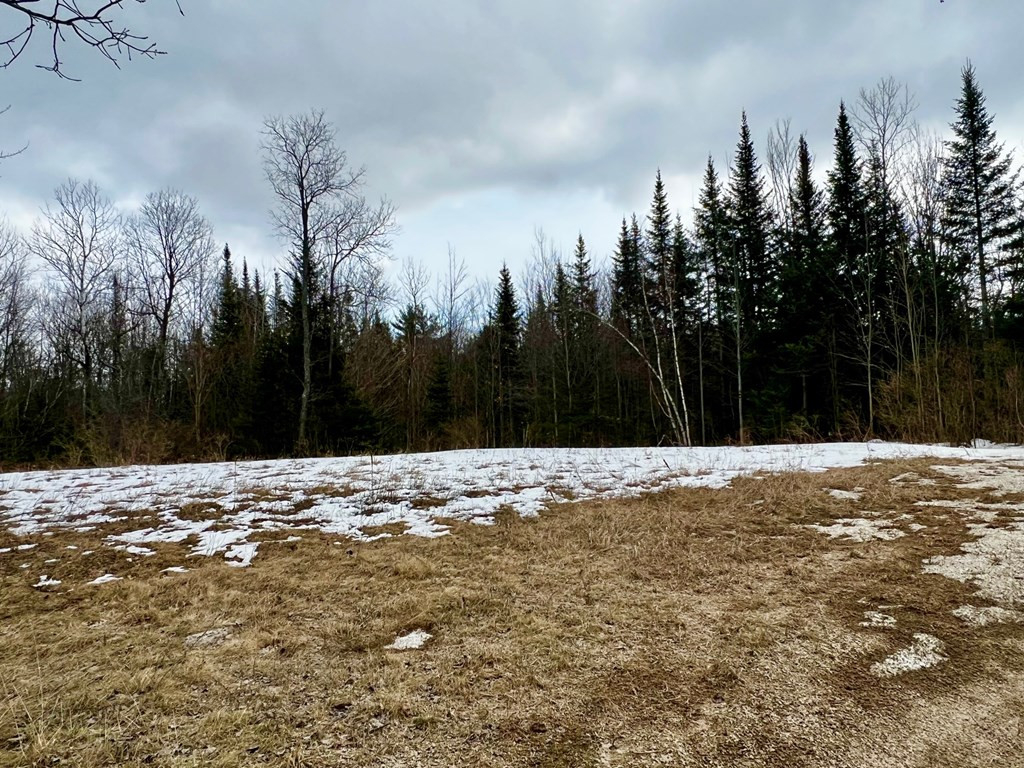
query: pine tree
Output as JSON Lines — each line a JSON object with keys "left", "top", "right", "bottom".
{"left": 646, "top": 170, "right": 673, "bottom": 316}
{"left": 490, "top": 265, "right": 522, "bottom": 446}
{"left": 942, "top": 62, "right": 1023, "bottom": 335}
{"left": 570, "top": 233, "right": 601, "bottom": 440}
{"left": 728, "top": 112, "right": 776, "bottom": 330}
{"left": 778, "top": 136, "right": 832, "bottom": 429}
{"left": 827, "top": 102, "right": 877, "bottom": 430}
{"left": 726, "top": 112, "right": 776, "bottom": 440}
{"left": 211, "top": 245, "right": 242, "bottom": 348}
{"left": 611, "top": 217, "right": 643, "bottom": 330}
{"left": 694, "top": 156, "right": 732, "bottom": 439}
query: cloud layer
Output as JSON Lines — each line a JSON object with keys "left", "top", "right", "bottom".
{"left": 1, "top": 0, "right": 1021, "bottom": 280}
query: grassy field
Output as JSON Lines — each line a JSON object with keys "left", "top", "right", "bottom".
{"left": 2, "top": 458, "right": 1023, "bottom": 767}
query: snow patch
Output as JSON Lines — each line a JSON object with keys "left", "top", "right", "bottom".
{"left": 952, "top": 605, "right": 1024, "bottom": 627}
{"left": 3, "top": 443, "right": 1024, "bottom": 567}
{"left": 87, "top": 574, "right": 122, "bottom": 586}
{"left": 871, "top": 634, "right": 946, "bottom": 677}
{"left": 923, "top": 521, "right": 1024, "bottom": 606}
{"left": 860, "top": 610, "right": 897, "bottom": 628}
{"left": 807, "top": 518, "right": 905, "bottom": 542}
{"left": 932, "top": 464, "right": 1024, "bottom": 496}
{"left": 385, "top": 629, "right": 432, "bottom": 651}
{"left": 827, "top": 488, "right": 864, "bottom": 501}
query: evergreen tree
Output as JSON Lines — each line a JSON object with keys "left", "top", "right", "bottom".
{"left": 827, "top": 102, "right": 877, "bottom": 430}
{"left": 726, "top": 112, "right": 776, "bottom": 440}
{"left": 645, "top": 170, "right": 673, "bottom": 316}
{"left": 694, "top": 156, "right": 732, "bottom": 439}
{"left": 211, "top": 245, "right": 242, "bottom": 348}
{"left": 778, "top": 136, "right": 832, "bottom": 431}
{"left": 611, "top": 217, "right": 643, "bottom": 330}
{"left": 571, "top": 233, "right": 597, "bottom": 316}
{"left": 728, "top": 112, "right": 777, "bottom": 329}
{"left": 489, "top": 265, "right": 522, "bottom": 446}
{"left": 942, "top": 62, "right": 1023, "bottom": 335}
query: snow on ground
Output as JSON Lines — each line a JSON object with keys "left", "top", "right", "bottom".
{"left": 952, "top": 605, "right": 1024, "bottom": 627}
{"left": 860, "top": 610, "right": 897, "bottom": 628}
{"left": 385, "top": 629, "right": 432, "bottom": 651}
{"left": 871, "top": 634, "right": 947, "bottom": 678}
{"left": 915, "top": 464, "right": 1024, "bottom": 609}
{"left": 827, "top": 488, "right": 865, "bottom": 501}
{"left": 86, "top": 573, "right": 122, "bottom": 586}
{"left": 2, "top": 442, "right": 1024, "bottom": 571}
{"left": 806, "top": 518, "right": 905, "bottom": 542}
{"left": 923, "top": 519, "right": 1024, "bottom": 606}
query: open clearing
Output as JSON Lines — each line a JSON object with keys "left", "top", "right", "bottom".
{"left": 2, "top": 444, "right": 1024, "bottom": 766}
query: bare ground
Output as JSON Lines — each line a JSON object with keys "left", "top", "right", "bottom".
{"left": 1, "top": 458, "right": 1023, "bottom": 767}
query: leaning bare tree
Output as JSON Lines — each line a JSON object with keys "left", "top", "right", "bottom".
{"left": 261, "top": 110, "right": 396, "bottom": 451}
{"left": 1, "top": 0, "right": 182, "bottom": 78}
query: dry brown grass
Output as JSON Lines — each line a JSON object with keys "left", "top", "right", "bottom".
{"left": 1, "top": 459, "right": 1023, "bottom": 767}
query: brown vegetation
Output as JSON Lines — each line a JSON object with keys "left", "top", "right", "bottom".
{"left": 1, "top": 460, "right": 1022, "bottom": 767}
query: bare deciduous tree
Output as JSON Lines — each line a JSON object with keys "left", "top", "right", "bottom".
{"left": 0, "top": 218, "right": 29, "bottom": 388}
{"left": 124, "top": 188, "right": 215, "bottom": 357}
{"left": 1, "top": 0, "right": 181, "bottom": 79}
{"left": 852, "top": 76, "right": 918, "bottom": 189}
{"left": 766, "top": 118, "right": 798, "bottom": 231}
{"left": 30, "top": 178, "right": 120, "bottom": 413}
{"left": 261, "top": 110, "right": 396, "bottom": 449}
{"left": 432, "top": 246, "right": 469, "bottom": 356}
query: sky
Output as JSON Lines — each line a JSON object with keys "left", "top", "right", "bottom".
{"left": 1, "top": 0, "right": 1022, "bottom": 293}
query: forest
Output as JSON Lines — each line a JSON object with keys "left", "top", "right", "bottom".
{"left": 1, "top": 63, "right": 1022, "bottom": 466}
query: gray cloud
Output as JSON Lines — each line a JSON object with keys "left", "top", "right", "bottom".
{"left": 1, "top": 0, "right": 1022, "bottom": 278}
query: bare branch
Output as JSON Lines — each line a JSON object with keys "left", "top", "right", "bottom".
{"left": 0, "top": 0, "right": 182, "bottom": 80}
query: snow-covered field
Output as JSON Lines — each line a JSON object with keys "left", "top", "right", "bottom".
{"left": 2, "top": 441, "right": 1024, "bottom": 569}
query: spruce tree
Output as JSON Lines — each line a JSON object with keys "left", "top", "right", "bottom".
{"left": 942, "top": 62, "right": 1022, "bottom": 335}
{"left": 571, "top": 233, "right": 597, "bottom": 316}
{"left": 779, "top": 136, "right": 831, "bottom": 428}
{"left": 491, "top": 265, "right": 522, "bottom": 446}
{"left": 611, "top": 217, "right": 643, "bottom": 330}
{"left": 694, "top": 156, "right": 732, "bottom": 439}
{"left": 645, "top": 170, "right": 673, "bottom": 316}
{"left": 728, "top": 112, "right": 776, "bottom": 329}
{"left": 211, "top": 245, "right": 242, "bottom": 348}
{"left": 827, "top": 103, "right": 868, "bottom": 275}
{"left": 827, "top": 102, "right": 876, "bottom": 429}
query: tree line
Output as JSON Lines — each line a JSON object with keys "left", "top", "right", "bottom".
{"left": 1, "top": 63, "right": 1023, "bottom": 466}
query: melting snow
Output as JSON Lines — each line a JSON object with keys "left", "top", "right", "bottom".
{"left": 827, "top": 488, "right": 864, "bottom": 501}
{"left": 923, "top": 521, "right": 1024, "bottom": 606}
{"left": 920, "top": 465, "right": 1024, "bottom": 607}
{"left": 952, "top": 605, "right": 1024, "bottom": 627}
{"left": 871, "top": 634, "right": 946, "bottom": 677}
{"left": 87, "top": 574, "right": 122, "bottom": 586}
{"left": 2, "top": 442, "right": 1023, "bottom": 569}
{"left": 807, "top": 518, "right": 905, "bottom": 542}
{"left": 932, "top": 463, "right": 1024, "bottom": 496}
{"left": 860, "top": 611, "right": 897, "bottom": 628}
{"left": 386, "top": 629, "right": 432, "bottom": 650}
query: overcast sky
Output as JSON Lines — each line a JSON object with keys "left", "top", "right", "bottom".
{"left": 2, "top": 0, "right": 1022, "bottom": 288}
